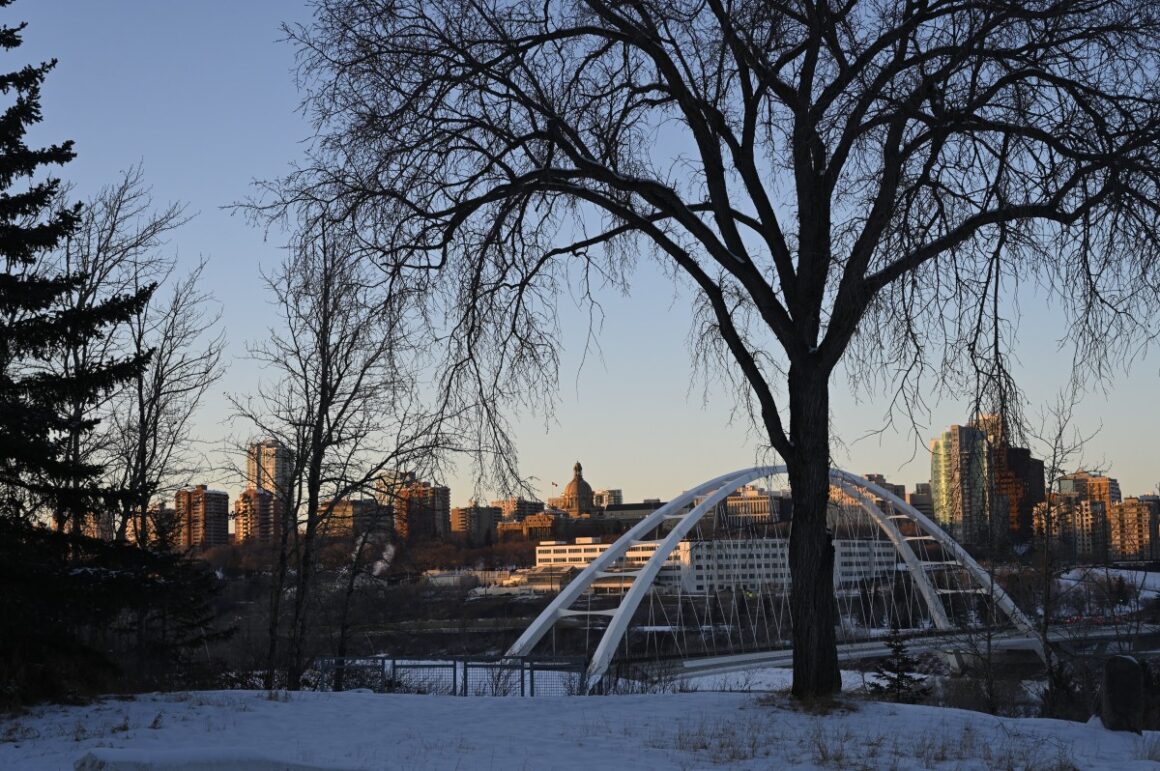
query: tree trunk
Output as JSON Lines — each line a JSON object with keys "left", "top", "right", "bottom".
{"left": 785, "top": 363, "right": 841, "bottom": 699}
{"left": 287, "top": 453, "right": 323, "bottom": 690}
{"left": 333, "top": 530, "right": 373, "bottom": 692}
{"left": 264, "top": 505, "right": 293, "bottom": 690}
{"left": 1041, "top": 496, "right": 1057, "bottom": 714}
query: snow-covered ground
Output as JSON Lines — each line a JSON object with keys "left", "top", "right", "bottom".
{"left": 3, "top": 679, "right": 1159, "bottom": 770}
{"left": 1061, "top": 567, "right": 1160, "bottom": 602}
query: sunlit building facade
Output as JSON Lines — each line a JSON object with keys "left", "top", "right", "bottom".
{"left": 930, "top": 425, "right": 989, "bottom": 547}
{"left": 235, "top": 486, "right": 279, "bottom": 543}
{"left": 246, "top": 439, "right": 293, "bottom": 500}
{"left": 535, "top": 536, "right": 896, "bottom": 593}
{"left": 175, "top": 485, "right": 229, "bottom": 549}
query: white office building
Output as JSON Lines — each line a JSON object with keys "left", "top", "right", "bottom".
{"left": 535, "top": 536, "right": 898, "bottom": 594}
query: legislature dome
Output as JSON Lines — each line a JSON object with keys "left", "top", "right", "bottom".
{"left": 561, "top": 461, "right": 595, "bottom": 517}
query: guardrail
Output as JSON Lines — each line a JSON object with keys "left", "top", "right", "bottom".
{"left": 311, "top": 655, "right": 587, "bottom": 697}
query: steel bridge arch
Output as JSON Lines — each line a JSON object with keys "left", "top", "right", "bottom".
{"left": 506, "top": 466, "right": 1041, "bottom": 683}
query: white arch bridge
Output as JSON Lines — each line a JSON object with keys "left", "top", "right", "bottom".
{"left": 506, "top": 467, "right": 1043, "bottom": 686}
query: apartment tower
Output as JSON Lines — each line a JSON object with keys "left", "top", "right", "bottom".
{"left": 174, "top": 485, "right": 229, "bottom": 549}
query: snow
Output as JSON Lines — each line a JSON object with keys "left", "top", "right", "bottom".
{"left": 684, "top": 667, "right": 872, "bottom": 693}
{"left": 4, "top": 684, "right": 1159, "bottom": 770}
{"left": 74, "top": 746, "right": 342, "bottom": 770}
{"left": 1061, "top": 567, "right": 1160, "bottom": 601}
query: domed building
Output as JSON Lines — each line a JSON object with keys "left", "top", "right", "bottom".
{"left": 559, "top": 461, "right": 597, "bottom": 518}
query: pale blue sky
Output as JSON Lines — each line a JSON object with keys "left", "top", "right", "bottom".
{"left": 20, "top": 1, "right": 1160, "bottom": 505}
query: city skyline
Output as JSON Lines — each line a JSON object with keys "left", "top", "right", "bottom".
{"left": 20, "top": 1, "right": 1160, "bottom": 508}
{"left": 10, "top": 0, "right": 1160, "bottom": 728}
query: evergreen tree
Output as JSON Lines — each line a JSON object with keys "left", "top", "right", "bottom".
{"left": 0, "top": 0, "right": 151, "bottom": 527}
{"left": 0, "top": 515, "right": 232, "bottom": 705}
{"left": 867, "top": 623, "right": 929, "bottom": 704}
{"left": 0, "top": 6, "right": 232, "bottom": 705}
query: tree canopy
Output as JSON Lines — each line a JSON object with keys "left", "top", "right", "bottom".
{"left": 0, "top": 3, "right": 152, "bottom": 526}
{"left": 275, "top": 0, "right": 1160, "bottom": 697}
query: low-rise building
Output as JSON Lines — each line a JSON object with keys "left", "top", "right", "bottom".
{"left": 693, "top": 485, "right": 793, "bottom": 528}
{"left": 593, "top": 488, "right": 623, "bottom": 508}
{"left": 490, "top": 496, "right": 544, "bottom": 521}
{"left": 907, "top": 483, "right": 935, "bottom": 520}
{"left": 534, "top": 536, "right": 896, "bottom": 594}
{"left": 863, "top": 474, "right": 906, "bottom": 502}
{"left": 595, "top": 499, "right": 666, "bottom": 525}
{"left": 496, "top": 510, "right": 563, "bottom": 540}
{"left": 503, "top": 565, "right": 580, "bottom": 592}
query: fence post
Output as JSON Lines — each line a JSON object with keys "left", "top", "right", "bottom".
{"left": 529, "top": 659, "right": 536, "bottom": 698}
{"left": 519, "top": 658, "right": 526, "bottom": 697}
{"left": 461, "top": 660, "right": 468, "bottom": 697}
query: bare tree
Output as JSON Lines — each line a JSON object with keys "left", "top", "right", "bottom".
{"left": 234, "top": 217, "right": 452, "bottom": 690}
{"left": 1029, "top": 388, "right": 1091, "bottom": 715}
{"left": 330, "top": 479, "right": 399, "bottom": 692}
{"left": 44, "top": 167, "right": 187, "bottom": 537}
{"left": 106, "top": 258, "right": 225, "bottom": 548}
{"left": 272, "top": 0, "right": 1160, "bottom": 697}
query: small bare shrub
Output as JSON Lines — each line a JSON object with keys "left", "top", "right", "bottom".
{"left": 1, "top": 720, "right": 38, "bottom": 743}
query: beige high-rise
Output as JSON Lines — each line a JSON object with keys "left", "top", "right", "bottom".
{"left": 235, "top": 487, "right": 280, "bottom": 543}
{"left": 246, "top": 440, "right": 293, "bottom": 499}
{"left": 174, "top": 485, "right": 229, "bottom": 549}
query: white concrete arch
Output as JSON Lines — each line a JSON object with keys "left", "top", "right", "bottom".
{"left": 832, "top": 469, "right": 1039, "bottom": 641}
{"left": 506, "top": 466, "right": 1041, "bottom": 684}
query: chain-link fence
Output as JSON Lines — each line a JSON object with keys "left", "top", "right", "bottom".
{"left": 312, "top": 656, "right": 586, "bottom": 696}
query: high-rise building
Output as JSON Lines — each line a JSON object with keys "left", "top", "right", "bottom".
{"left": 140, "top": 506, "right": 179, "bottom": 548}
{"left": 1034, "top": 469, "right": 1123, "bottom": 563}
{"left": 969, "top": 414, "right": 1045, "bottom": 542}
{"left": 386, "top": 473, "right": 450, "bottom": 542}
{"left": 930, "top": 425, "right": 990, "bottom": 547}
{"left": 174, "top": 485, "right": 229, "bottom": 549}
{"left": 450, "top": 502, "right": 502, "bottom": 545}
{"left": 1058, "top": 470, "right": 1121, "bottom": 511}
{"left": 1108, "top": 498, "right": 1154, "bottom": 562}
{"left": 246, "top": 440, "right": 293, "bottom": 499}
{"left": 1141, "top": 495, "right": 1160, "bottom": 561}
{"left": 373, "top": 470, "right": 412, "bottom": 506}
{"left": 1034, "top": 495, "right": 1108, "bottom": 564}
{"left": 995, "top": 445, "right": 1046, "bottom": 541}
{"left": 80, "top": 510, "right": 117, "bottom": 541}
{"left": 319, "top": 498, "right": 391, "bottom": 538}
{"left": 235, "top": 487, "right": 279, "bottom": 543}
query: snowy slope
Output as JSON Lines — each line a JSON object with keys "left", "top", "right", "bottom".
{"left": 1060, "top": 567, "right": 1160, "bottom": 601}
{"left": 2, "top": 686, "right": 1158, "bottom": 770}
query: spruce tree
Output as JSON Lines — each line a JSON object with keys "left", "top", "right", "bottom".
{"left": 0, "top": 0, "right": 151, "bottom": 528}
{"left": 867, "top": 623, "right": 930, "bottom": 704}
